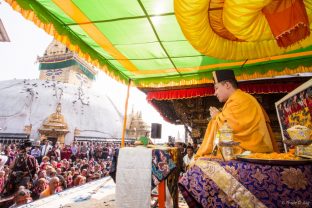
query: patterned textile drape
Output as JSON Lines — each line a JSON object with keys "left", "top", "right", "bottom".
{"left": 151, "top": 149, "right": 176, "bottom": 188}
{"left": 179, "top": 158, "right": 312, "bottom": 208}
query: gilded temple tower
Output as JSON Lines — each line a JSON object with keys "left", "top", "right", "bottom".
{"left": 126, "top": 108, "right": 150, "bottom": 139}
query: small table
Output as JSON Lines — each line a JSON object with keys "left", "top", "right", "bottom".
{"left": 116, "top": 147, "right": 178, "bottom": 208}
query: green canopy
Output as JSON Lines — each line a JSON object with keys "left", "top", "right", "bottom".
{"left": 6, "top": 0, "right": 312, "bottom": 88}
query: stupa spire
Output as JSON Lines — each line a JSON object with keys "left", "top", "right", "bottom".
{"left": 38, "top": 39, "right": 97, "bottom": 87}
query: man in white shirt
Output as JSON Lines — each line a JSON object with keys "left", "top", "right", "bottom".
{"left": 31, "top": 145, "right": 41, "bottom": 162}
{"left": 41, "top": 140, "right": 52, "bottom": 157}
{"left": 0, "top": 155, "right": 8, "bottom": 171}
{"left": 183, "top": 146, "right": 194, "bottom": 171}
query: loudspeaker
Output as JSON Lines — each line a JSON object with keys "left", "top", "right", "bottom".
{"left": 151, "top": 123, "right": 162, "bottom": 138}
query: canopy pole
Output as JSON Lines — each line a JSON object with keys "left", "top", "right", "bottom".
{"left": 121, "top": 79, "right": 131, "bottom": 148}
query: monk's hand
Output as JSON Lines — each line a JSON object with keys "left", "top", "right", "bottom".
{"left": 209, "top": 106, "right": 220, "bottom": 118}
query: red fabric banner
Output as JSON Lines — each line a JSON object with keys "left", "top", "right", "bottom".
{"left": 147, "top": 82, "right": 300, "bottom": 101}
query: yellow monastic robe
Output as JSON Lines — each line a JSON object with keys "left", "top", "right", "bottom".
{"left": 39, "top": 187, "right": 52, "bottom": 198}
{"left": 196, "top": 89, "right": 274, "bottom": 158}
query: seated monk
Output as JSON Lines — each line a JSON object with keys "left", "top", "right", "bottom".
{"left": 196, "top": 69, "right": 279, "bottom": 158}
{"left": 39, "top": 176, "right": 61, "bottom": 198}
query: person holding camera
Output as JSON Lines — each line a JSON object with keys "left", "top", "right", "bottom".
{"left": 3, "top": 141, "right": 38, "bottom": 196}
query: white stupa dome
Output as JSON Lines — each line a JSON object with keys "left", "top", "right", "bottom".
{"left": 0, "top": 79, "right": 123, "bottom": 144}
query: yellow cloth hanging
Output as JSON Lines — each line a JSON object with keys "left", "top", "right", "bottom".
{"left": 174, "top": 0, "right": 312, "bottom": 60}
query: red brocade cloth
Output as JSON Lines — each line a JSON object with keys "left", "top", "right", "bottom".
{"left": 147, "top": 82, "right": 300, "bottom": 101}
{"left": 263, "top": 0, "right": 310, "bottom": 48}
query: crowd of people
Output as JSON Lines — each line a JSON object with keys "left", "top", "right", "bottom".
{"left": 0, "top": 138, "right": 200, "bottom": 207}
{"left": 0, "top": 140, "right": 122, "bottom": 207}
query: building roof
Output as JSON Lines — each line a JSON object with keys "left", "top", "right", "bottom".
{"left": 0, "top": 133, "right": 28, "bottom": 139}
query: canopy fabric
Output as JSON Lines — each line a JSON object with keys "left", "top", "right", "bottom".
{"left": 5, "top": 0, "right": 312, "bottom": 88}
{"left": 175, "top": 0, "right": 312, "bottom": 59}
{"left": 146, "top": 82, "right": 301, "bottom": 101}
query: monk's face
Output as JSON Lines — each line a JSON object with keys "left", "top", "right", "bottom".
{"left": 50, "top": 178, "right": 60, "bottom": 190}
{"left": 214, "top": 82, "right": 231, "bottom": 102}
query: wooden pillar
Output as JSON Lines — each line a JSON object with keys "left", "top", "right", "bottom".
{"left": 121, "top": 79, "right": 131, "bottom": 148}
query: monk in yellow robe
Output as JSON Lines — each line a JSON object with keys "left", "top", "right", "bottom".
{"left": 196, "top": 70, "right": 278, "bottom": 158}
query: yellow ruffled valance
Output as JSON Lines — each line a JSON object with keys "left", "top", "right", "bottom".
{"left": 174, "top": 0, "right": 312, "bottom": 60}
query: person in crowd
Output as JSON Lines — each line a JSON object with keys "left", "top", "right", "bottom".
{"left": 79, "top": 142, "right": 89, "bottom": 160}
{"left": 89, "top": 143, "right": 95, "bottom": 159}
{"left": 37, "top": 170, "right": 48, "bottom": 180}
{"left": 0, "top": 154, "right": 8, "bottom": 171}
{"left": 70, "top": 166, "right": 76, "bottom": 176}
{"left": 31, "top": 178, "right": 47, "bottom": 200}
{"left": 70, "top": 141, "right": 78, "bottom": 161}
{"left": 93, "top": 164, "right": 103, "bottom": 177}
{"left": 93, "top": 173, "right": 101, "bottom": 180}
{"left": 61, "top": 145, "right": 72, "bottom": 160}
{"left": 109, "top": 148, "right": 119, "bottom": 182}
{"left": 183, "top": 146, "right": 195, "bottom": 171}
{"left": 50, "top": 160, "right": 58, "bottom": 169}
{"left": 40, "top": 139, "right": 52, "bottom": 157}
{"left": 80, "top": 159, "right": 89, "bottom": 171}
{"left": 31, "top": 144, "right": 41, "bottom": 163}
{"left": 102, "top": 144, "right": 109, "bottom": 160}
{"left": 39, "top": 176, "right": 61, "bottom": 198}
{"left": 54, "top": 141, "right": 62, "bottom": 161}
{"left": 5, "top": 141, "right": 38, "bottom": 195}
{"left": 193, "top": 141, "right": 199, "bottom": 153}
{"left": 56, "top": 168, "right": 62, "bottom": 176}
{"left": 47, "top": 146, "right": 59, "bottom": 161}
{"left": 9, "top": 187, "right": 33, "bottom": 208}
{"left": 196, "top": 69, "right": 279, "bottom": 158}
{"left": 0, "top": 170, "right": 5, "bottom": 193}
{"left": 0, "top": 143, "right": 3, "bottom": 154}
{"left": 74, "top": 175, "right": 86, "bottom": 186}
{"left": 45, "top": 166, "right": 54, "bottom": 180}
{"left": 66, "top": 173, "right": 73, "bottom": 188}
{"left": 81, "top": 169, "right": 88, "bottom": 177}
{"left": 10, "top": 144, "right": 17, "bottom": 155}
{"left": 174, "top": 141, "right": 186, "bottom": 157}
{"left": 95, "top": 143, "right": 103, "bottom": 160}
{"left": 108, "top": 144, "right": 114, "bottom": 158}
{"left": 4, "top": 145, "right": 15, "bottom": 166}
{"left": 49, "top": 169, "right": 67, "bottom": 190}
{"left": 3, "top": 165, "right": 10, "bottom": 181}
{"left": 39, "top": 156, "right": 50, "bottom": 170}
{"left": 62, "top": 159, "right": 70, "bottom": 171}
